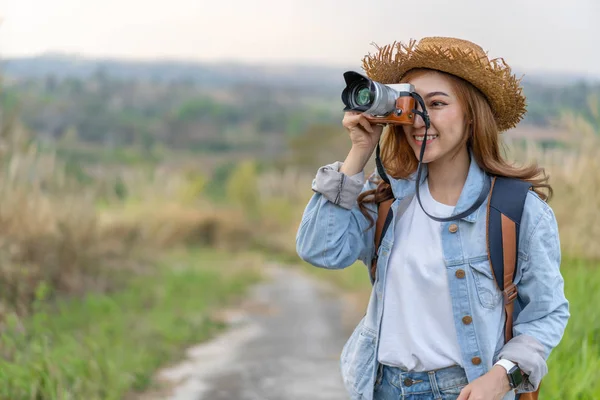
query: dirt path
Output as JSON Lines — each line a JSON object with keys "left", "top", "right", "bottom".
{"left": 143, "top": 265, "right": 363, "bottom": 400}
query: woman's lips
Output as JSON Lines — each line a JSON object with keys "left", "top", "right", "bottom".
{"left": 413, "top": 134, "right": 438, "bottom": 145}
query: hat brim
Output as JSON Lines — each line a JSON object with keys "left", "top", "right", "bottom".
{"left": 362, "top": 40, "right": 526, "bottom": 132}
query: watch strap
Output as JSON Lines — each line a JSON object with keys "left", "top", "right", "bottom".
{"left": 494, "top": 358, "right": 516, "bottom": 372}
{"left": 494, "top": 359, "right": 524, "bottom": 389}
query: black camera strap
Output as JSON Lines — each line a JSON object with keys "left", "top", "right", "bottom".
{"left": 374, "top": 92, "right": 490, "bottom": 223}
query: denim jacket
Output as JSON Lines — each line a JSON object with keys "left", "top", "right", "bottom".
{"left": 296, "top": 157, "right": 570, "bottom": 400}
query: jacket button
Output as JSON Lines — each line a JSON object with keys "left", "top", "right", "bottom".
{"left": 472, "top": 357, "right": 482, "bottom": 365}
{"left": 403, "top": 378, "right": 413, "bottom": 386}
{"left": 448, "top": 224, "right": 458, "bottom": 233}
{"left": 455, "top": 269, "right": 466, "bottom": 278}
{"left": 462, "top": 316, "right": 473, "bottom": 325}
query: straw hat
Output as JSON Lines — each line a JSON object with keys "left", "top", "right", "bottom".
{"left": 361, "top": 37, "right": 526, "bottom": 131}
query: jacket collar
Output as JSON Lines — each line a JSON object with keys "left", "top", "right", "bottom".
{"left": 386, "top": 150, "right": 489, "bottom": 223}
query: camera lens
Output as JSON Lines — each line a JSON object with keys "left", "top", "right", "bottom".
{"left": 354, "top": 86, "right": 373, "bottom": 107}
{"left": 341, "top": 71, "right": 381, "bottom": 112}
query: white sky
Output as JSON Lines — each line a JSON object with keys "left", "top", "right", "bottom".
{"left": 1, "top": 0, "right": 599, "bottom": 76}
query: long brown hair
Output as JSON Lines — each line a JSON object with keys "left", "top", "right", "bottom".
{"left": 357, "top": 68, "right": 552, "bottom": 226}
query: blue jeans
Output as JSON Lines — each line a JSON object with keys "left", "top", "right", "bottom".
{"left": 373, "top": 363, "right": 468, "bottom": 400}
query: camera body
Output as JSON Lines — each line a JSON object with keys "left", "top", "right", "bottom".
{"left": 341, "top": 71, "right": 417, "bottom": 125}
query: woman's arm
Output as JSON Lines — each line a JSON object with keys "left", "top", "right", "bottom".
{"left": 297, "top": 112, "right": 383, "bottom": 269}
{"left": 495, "top": 192, "right": 570, "bottom": 393}
{"left": 296, "top": 161, "right": 378, "bottom": 270}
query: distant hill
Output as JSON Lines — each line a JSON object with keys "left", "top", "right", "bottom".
{"left": 2, "top": 53, "right": 599, "bottom": 89}
{"left": 0, "top": 54, "right": 351, "bottom": 91}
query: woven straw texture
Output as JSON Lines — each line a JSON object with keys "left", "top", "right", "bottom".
{"left": 361, "top": 37, "right": 526, "bottom": 131}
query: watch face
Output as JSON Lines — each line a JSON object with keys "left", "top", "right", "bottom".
{"left": 508, "top": 366, "right": 524, "bottom": 388}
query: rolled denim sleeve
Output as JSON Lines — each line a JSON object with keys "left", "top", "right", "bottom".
{"left": 311, "top": 161, "right": 365, "bottom": 210}
{"left": 296, "top": 162, "right": 377, "bottom": 270}
{"left": 495, "top": 194, "right": 570, "bottom": 393}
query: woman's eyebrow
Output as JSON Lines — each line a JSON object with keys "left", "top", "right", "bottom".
{"left": 425, "top": 91, "right": 450, "bottom": 99}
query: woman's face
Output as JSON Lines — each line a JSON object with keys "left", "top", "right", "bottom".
{"left": 402, "top": 71, "right": 469, "bottom": 164}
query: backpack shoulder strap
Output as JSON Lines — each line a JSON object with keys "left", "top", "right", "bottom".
{"left": 486, "top": 176, "right": 532, "bottom": 343}
{"left": 371, "top": 195, "right": 413, "bottom": 284}
{"left": 371, "top": 199, "right": 393, "bottom": 283}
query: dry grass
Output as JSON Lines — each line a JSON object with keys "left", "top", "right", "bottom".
{"left": 0, "top": 118, "right": 105, "bottom": 317}
{"left": 98, "top": 202, "right": 253, "bottom": 252}
{"left": 0, "top": 115, "right": 254, "bottom": 319}
{"left": 505, "top": 111, "right": 600, "bottom": 260}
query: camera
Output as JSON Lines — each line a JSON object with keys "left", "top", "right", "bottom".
{"left": 341, "top": 71, "right": 417, "bottom": 125}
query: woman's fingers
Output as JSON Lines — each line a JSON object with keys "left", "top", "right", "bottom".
{"left": 343, "top": 112, "right": 374, "bottom": 134}
{"left": 342, "top": 112, "right": 361, "bottom": 126}
{"left": 357, "top": 116, "right": 375, "bottom": 134}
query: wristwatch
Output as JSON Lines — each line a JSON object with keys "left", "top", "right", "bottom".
{"left": 494, "top": 359, "right": 524, "bottom": 389}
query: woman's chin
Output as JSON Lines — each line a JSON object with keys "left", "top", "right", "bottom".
{"left": 412, "top": 149, "right": 439, "bottom": 164}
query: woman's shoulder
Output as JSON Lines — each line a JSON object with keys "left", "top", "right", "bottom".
{"left": 523, "top": 189, "right": 554, "bottom": 221}
{"left": 520, "top": 188, "right": 559, "bottom": 253}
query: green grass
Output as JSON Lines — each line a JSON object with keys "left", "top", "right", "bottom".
{"left": 300, "top": 256, "right": 600, "bottom": 399}
{"left": 542, "top": 257, "right": 600, "bottom": 399}
{"left": 0, "top": 247, "right": 262, "bottom": 400}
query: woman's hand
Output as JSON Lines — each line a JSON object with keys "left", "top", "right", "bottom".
{"left": 339, "top": 112, "right": 385, "bottom": 176}
{"left": 456, "top": 366, "right": 512, "bottom": 400}
{"left": 342, "top": 111, "right": 384, "bottom": 151}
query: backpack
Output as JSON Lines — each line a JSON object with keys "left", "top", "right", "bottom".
{"left": 371, "top": 176, "right": 540, "bottom": 400}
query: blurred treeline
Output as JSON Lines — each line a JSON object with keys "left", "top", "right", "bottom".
{"left": 3, "top": 55, "right": 600, "bottom": 160}
{"left": 1, "top": 56, "right": 344, "bottom": 159}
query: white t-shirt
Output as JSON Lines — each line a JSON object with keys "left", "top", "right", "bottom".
{"left": 377, "top": 179, "right": 464, "bottom": 371}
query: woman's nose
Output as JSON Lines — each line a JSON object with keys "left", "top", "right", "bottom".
{"left": 412, "top": 111, "right": 426, "bottom": 129}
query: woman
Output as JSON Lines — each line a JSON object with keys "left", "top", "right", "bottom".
{"left": 296, "top": 37, "right": 569, "bottom": 400}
